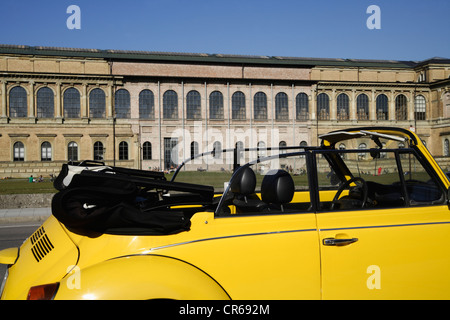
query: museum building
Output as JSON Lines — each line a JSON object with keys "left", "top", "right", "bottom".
{"left": 0, "top": 44, "right": 449, "bottom": 177}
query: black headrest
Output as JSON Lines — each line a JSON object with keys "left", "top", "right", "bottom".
{"left": 230, "top": 166, "right": 256, "bottom": 195}
{"left": 261, "top": 169, "right": 294, "bottom": 205}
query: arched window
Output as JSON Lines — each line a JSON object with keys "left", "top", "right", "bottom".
{"left": 89, "top": 88, "right": 106, "bottom": 118}
{"left": 296, "top": 93, "right": 309, "bottom": 121}
{"left": 213, "top": 141, "right": 222, "bottom": 159}
{"left": 445, "top": 139, "right": 450, "bottom": 157}
{"left": 357, "top": 94, "right": 369, "bottom": 121}
{"left": 143, "top": 141, "right": 152, "bottom": 160}
{"left": 376, "top": 94, "right": 389, "bottom": 120}
{"left": 13, "top": 141, "right": 24, "bottom": 161}
{"left": 275, "top": 92, "right": 289, "bottom": 120}
{"left": 9, "top": 86, "right": 27, "bottom": 118}
{"left": 257, "top": 141, "right": 266, "bottom": 158}
{"left": 186, "top": 90, "right": 201, "bottom": 120}
{"left": 317, "top": 93, "right": 329, "bottom": 120}
{"left": 232, "top": 91, "right": 245, "bottom": 120}
{"left": 339, "top": 143, "right": 346, "bottom": 159}
{"left": 279, "top": 140, "right": 287, "bottom": 154}
{"left": 139, "top": 90, "right": 154, "bottom": 119}
{"left": 253, "top": 92, "right": 267, "bottom": 120}
{"left": 41, "top": 141, "right": 52, "bottom": 161}
{"left": 415, "top": 95, "right": 426, "bottom": 120}
{"left": 163, "top": 90, "right": 178, "bottom": 119}
{"left": 358, "top": 143, "right": 367, "bottom": 160}
{"left": 119, "top": 141, "right": 129, "bottom": 160}
{"left": 93, "top": 141, "right": 104, "bottom": 161}
{"left": 68, "top": 141, "right": 78, "bottom": 161}
{"left": 395, "top": 94, "right": 407, "bottom": 121}
{"left": 64, "top": 87, "right": 80, "bottom": 118}
{"left": 37, "top": 87, "right": 54, "bottom": 118}
{"left": 209, "top": 91, "right": 224, "bottom": 119}
{"left": 190, "top": 141, "right": 199, "bottom": 158}
{"left": 115, "top": 89, "right": 130, "bottom": 119}
{"left": 336, "top": 93, "right": 349, "bottom": 120}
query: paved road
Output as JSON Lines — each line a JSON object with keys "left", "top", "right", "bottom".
{"left": 0, "top": 223, "right": 41, "bottom": 290}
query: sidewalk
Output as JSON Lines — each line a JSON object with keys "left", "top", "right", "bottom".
{"left": 0, "top": 207, "right": 51, "bottom": 224}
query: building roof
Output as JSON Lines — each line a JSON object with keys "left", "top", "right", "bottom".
{"left": 0, "top": 44, "right": 448, "bottom": 69}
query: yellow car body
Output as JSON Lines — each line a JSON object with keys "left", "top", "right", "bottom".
{"left": 1, "top": 127, "right": 450, "bottom": 299}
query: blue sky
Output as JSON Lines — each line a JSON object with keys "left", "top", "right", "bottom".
{"left": 0, "top": 0, "right": 449, "bottom": 61}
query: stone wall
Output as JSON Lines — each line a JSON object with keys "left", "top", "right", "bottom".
{"left": 0, "top": 193, "right": 54, "bottom": 209}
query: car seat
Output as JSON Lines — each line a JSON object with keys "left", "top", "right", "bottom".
{"left": 261, "top": 169, "right": 295, "bottom": 212}
{"left": 229, "top": 166, "right": 265, "bottom": 213}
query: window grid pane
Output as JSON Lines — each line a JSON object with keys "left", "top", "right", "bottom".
{"left": 275, "top": 92, "right": 289, "bottom": 120}
{"left": 395, "top": 94, "right": 407, "bottom": 121}
{"left": 64, "top": 88, "right": 81, "bottom": 118}
{"left": 68, "top": 142, "right": 78, "bottom": 161}
{"left": 209, "top": 91, "right": 224, "bottom": 119}
{"left": 232, "top": 92, "right": 246, "bottom": 120}
{"left": 357, "top": 94, "right": 369, "bottom": 120}
{"left": 296, "top": 93, "right": 309, "bottom": 121}
{"left": 93, "top": 141, "right": 104, "bottom": 161}
{"left": 115, "top": 89, "right": 131, "bottom": 119}
{"left": 139, "top": 90, "right": 154, "bottom": 119}
{"left": 415, "top": 95, "right": 426, "bottom": 120}
{"left": 37, "top": 87, "right": 54, "bottom": 118}
{"left": 317, "top": 93, "right": 329, "bottom": 120}
{"left": 186, "top": 91, "right": 201, "bottom": 120}
{"left": 119, "top": 141, "right": 128, "bottom": 160}
{"left": 143, "top": 141, "right": 152, "bottom": 160}
{"left": 13, "top": 142, "right": 25, "bottom": 161}
{"left": 376, "top": 94, "right": 388, "bottom": 120}
{"left": 336, "top": 93, "right": 349, "bottom": 121}
{"left": 41, "top": 141, "right": 52, "bottom": 161}
{"left": 9, "top": 86, "right": 28, "bottom": 118}
{"left": 89, "top": 88, "right": 106, "bottom": 118}
{"left": 254, "top": 92, "right": 267, "bottom": 120}
{"left": 163, "top": 90, "right": 178, "bottom": 119}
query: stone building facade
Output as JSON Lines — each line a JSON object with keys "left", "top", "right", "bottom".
{"left": 0, "top": 45, "right": 449, "bottom": 177}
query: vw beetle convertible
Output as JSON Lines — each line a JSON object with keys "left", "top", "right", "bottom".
{"left": 1, "top": 127, "right": 450, "bottom": 300}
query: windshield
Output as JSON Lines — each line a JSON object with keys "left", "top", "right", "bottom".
{"left": 169, "top": 146, "right": 309, "bottom": 193}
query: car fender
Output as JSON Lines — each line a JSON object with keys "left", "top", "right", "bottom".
{"left": 54, "top": 254, "right": 231, "bottom": 300}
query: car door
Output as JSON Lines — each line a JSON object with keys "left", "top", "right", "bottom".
{"left": 315, "top": 149, "right": 450, "bottom": 299}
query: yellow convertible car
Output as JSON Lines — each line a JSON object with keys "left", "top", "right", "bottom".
{"left": 1, "top": 127, "right": 450, "bottom": 300}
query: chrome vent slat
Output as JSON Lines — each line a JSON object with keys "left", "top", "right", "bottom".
{"left": 30, "top": 227, "right": 54, "bottom": 262}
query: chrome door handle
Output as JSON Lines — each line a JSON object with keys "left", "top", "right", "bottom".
{"left": 323, "top": 237, "right": 358, "bottom": 246}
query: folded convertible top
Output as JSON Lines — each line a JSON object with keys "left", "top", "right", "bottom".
{"left": 51, "top": 161, "right": 214, "bottom": 235}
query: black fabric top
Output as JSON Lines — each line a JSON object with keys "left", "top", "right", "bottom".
{"left": 51, "top": 163, "right": 213, "bottom": 235}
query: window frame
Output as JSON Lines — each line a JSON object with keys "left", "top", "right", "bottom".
{"left": 63, "top": 87, "right": 81, "bottom": 119}
{"left": 119, "top": 141, "right": 129, "bottom": 161}
{"left": 253, "top": 92, "right": 267, "bottom": 120}
{"left": 186, "top": 90, "right": 201, "bottom": 120}
{"left": 209, "top": 91, "right": 224, "bottom": 120}
{"left": 9, "top": 86, "right": 28, "bottom": 118}
{"left": 336, "top": 93, "right": 349, "bottom": 121}
{"left": 163, "top": 90, "right": 178, "bottom": 120}
{"left": 317, "top": 93, "right": 330, "bottom": 120}
{"left": 67, "top": 141, "right": 78, "bottom": 162}
{"left": 232, "top": 91, "right": 246, "bottom": 120}
{"left": 115, "top": 89, "right": 131, "bottom": 119}
{"left": 13, "top": 141, "right": 25, "bottom": 162}
{"left": 139, "top": 89, "right": 154, "bottom": 120}
{"left": 275, "top": 92, "right": 289, "bottom": 121}
{"left": 89, "top": 88, "right": 106, "bottom": 119}
{"left": 296, "top": 93, "right": 309, "bottom": 121}
{"left": 41, "top": 141, "right": 52, "bottom": 161}
{"left": 36, "top": 87, "right": 55, "bottom": 119}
